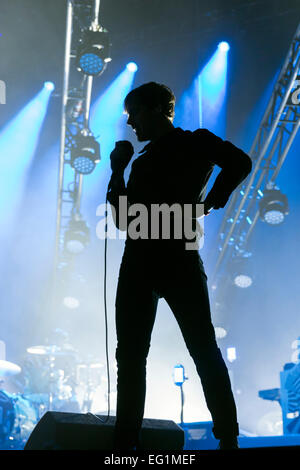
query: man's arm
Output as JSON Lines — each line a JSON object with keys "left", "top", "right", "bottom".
{"left": 106, "top": 141, "right": 134, "bottom": 231}
{"left": 193, "top": 128, "right": 252, "bottom": 213}
{"left": 107, "top": 171, "right": 128, "bottom": 231}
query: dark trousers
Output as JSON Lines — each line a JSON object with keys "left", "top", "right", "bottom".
{"left": 113, "top": 240, "right": 238, "bottom": 449}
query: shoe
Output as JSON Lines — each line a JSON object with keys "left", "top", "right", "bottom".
{"left": 217, "top": 437, "right": 239, "bottom": 450}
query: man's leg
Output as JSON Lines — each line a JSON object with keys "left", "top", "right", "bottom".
{"left": 113, "top": 249, "right": 159, "bottom": 450}
{"left": 161, "top": 250, "right": 239, "bottom": 442}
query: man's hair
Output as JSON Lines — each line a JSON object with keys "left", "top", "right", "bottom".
{"left": 124, "top": 82, "right": 176, "bottom": 120}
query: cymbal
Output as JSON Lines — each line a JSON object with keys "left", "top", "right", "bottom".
{"left": 77, "top": 362, "right": 104, "bottom": 369}
{"left": 89, "top": 362, "right": 104, "bottom": 369}
{"left": 26, "top": 345, "right": 76, "bottom": 356}
{"left": 0, "top": 360, "right": 21, "bottom": 377}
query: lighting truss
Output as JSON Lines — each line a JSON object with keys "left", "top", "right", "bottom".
{"left": 51, "top": 0, "right": 109, "bottom": 315}
{"left": 211, "top": 22, "right": 300, "bottom": 290}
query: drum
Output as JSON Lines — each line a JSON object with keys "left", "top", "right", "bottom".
{"left": 0, "top": 390, "right": 38, "bottom": 447}
{"left": 0, "top": 390, "right": 15, "bottom": 442}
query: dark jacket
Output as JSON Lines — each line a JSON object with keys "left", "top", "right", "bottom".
{"left": 107, "top": 127, "right": 252, "bottom": 244}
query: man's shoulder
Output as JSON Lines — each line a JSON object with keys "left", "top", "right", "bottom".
{"left": 175, "top": 128, "right": 222, "bottom": 151}
{"left": 177, "top": 127, "right": 218, "bottom": 140}
{"left": 191, "top": 128, "right": 218, "bottom": 139}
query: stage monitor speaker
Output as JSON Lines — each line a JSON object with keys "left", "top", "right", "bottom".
{"left": 24, "top": 412, "right": 185, "bottom": 450}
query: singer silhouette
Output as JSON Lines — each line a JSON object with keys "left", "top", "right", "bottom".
{"left": 107, "top": 82, "right": 252, "bottom": 450}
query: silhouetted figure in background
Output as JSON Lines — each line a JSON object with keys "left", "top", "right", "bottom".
{"left": 107, "top": 82, "right": 252, "bottom": 450}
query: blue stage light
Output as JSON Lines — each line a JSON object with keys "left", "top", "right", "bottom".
{"left": 63, "top": 296, "right": 80, "bottom": 309}
{"left": 79, "top": 53, "right": 104, "bottom": 76}
{"left": 234, "top": 273, "right": 253, "bottom": 288}
{"left": 72, "top": 155, "right": 96, "bottom": 174}
{"left": 64, "top": 217, "right": 90, "bottom": 254}
{"left": 0, "top": 86, "right": 52, "bottom": 249}
{"left": 259, "top": 189, "right": 289, "bottom": 225}
{"left": 215, "top": 326, "right": 227, "bottom": 339}
{"left": 218, "top": 41, "right": 230, "bottom": 52}
{"left": 76, "top": 30, "right": 111, "bottom": 77}
{"left": 44, "top": 81, "right": 55, "bottom": 91}
{"left": 227, "top": 347, "right": 237, "bottom": 363}
{"left": 126, "top": 62, "right": 138, "bottom": 72}
{"left": 198, "top": 41, "right": 230, "bottom": 136}
{"left": 71, "top": 134, "right": 100, "bottom": 175}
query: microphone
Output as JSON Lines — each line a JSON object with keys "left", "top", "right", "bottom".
{"left": 110, "top": 140, "right": 134, "bottom": 173}
{"left": 107, "top": 141, "right": 134, "bottom": 192}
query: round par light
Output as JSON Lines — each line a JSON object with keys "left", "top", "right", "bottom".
{"left": 218, "top": 41, "right": 230, "bottom": 52}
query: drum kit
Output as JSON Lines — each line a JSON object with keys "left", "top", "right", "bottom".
{"left": 0, "top": 336, "right": 116, "bottom": 450}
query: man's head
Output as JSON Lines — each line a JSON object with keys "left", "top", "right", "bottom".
{"left": 124, "top": 82, "right": 176, "bottom": 142}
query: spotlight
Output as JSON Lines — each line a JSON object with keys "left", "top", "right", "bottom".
{"left": 126, "top": 62, "right": 138, "bottom": 72}
{"left": 76, "top": 29, "right": 111, "bottom": 77}
{"left": 230, "top": 256, "right": 253, "bottom": 288}
{"left": 71, "top": 133, "right": 100, "bottom": 175}
{"left": 63, "top": 296, "right": 80, "bottom": 309}
{"left": 234, "top": 274, "right": 252, "bottom": 288}
{"left": 227, "top": 347, "right": 237, "bottom": 363}
{"left": 64, "top": 216, "right": 90, "bottom": 254}
{"left": 44, "top": 81, "right": 55, "bottom": 91}
{"left": 259, "top": 188, "right": 289, "bottom": 225}
{"left": 218, "top": 41, "right": 230, "bottom": 52}
{"left": 215, "top": 326, "right": 227, "bottom": 339}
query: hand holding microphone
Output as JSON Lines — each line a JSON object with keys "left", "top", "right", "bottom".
{"left": 203, "top": 191, "right": 230, "bottom": 215}
{"left": 110, "top": 140, "right": 134, "bottom": 174}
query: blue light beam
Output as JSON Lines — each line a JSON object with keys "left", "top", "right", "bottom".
{"left": 80, "top": 64, "right": 138, "bottom": 210}
{"left": 174, "top": 42, "right": 229, "bottom": 136}
{"left": 90, "top": 63, "right": 138, "bottom": 158}
{"left": 0, "top": 85, "right": 53, "bottom": 238}
{"left": 126, "top": 62, "right": 138, "bottom": 72}
{"left": 199, "top": 42, "right": 229, "bottom": 136}
{"left": 44, "top": 81, "right": 55, "bottom": 91}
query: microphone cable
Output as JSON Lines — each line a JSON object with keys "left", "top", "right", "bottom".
{"left": 86, "top": 191, "right": 111, "bottom": 424}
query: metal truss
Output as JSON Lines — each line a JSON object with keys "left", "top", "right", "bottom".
{"left": 48, "top": 0, "right": 109, "bottom": 320}
{"left": 211, "top": 21, "right": 300, "bottom": 289}
{"left": 54, "top": 0, "right": 102, "bottom": 274}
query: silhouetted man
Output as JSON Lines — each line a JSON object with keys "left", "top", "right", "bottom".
{"left": 107, "top": 82, "right": 252, "bottom": 450}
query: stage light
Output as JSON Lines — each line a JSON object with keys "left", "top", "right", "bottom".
{"left": 234, "top": 273, "right": 252, "bottom": 288}
{"left": 63, "top": 296, "right": 80, "bottom": 309}
{"left": 70, "top": 133, "right": 100, "bottom": 175}
{"left": 215, "top": 326, "right": 227, "bottom": 339}
{"left": 64, "top": 216, "right": 90, "bottom": 254}
{"left": 259, "top": 188, "right": 289, "bottom": 225}
{"left": 265, "top": 211, "right": 284, "bottom": 225}
{"left": 126, "top": 62, "right": 138, "bottom": 72}
{"left": 76, "top": 30, "right": 111, "bottom": 77}
{"left": 44, "top": 81, "right": 55, "bottom": 91}
{"left": 83, "top": 63, "right": 138, "bottom": 197}
{"left": 0, "top": 86, "right": 52, "bottom": 241}
{"left": 218, "top": 41, "right": 230, "bottom": 52}
{"left": 227, "top": 347, "right": 237, "bottom": 363}
{"left": 230, "top": 256, "right": 253, "bottom": 288}
{"left": 196, "top": 40, "right": 229, "bottom": 137}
